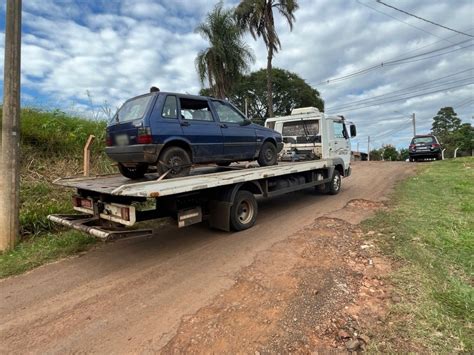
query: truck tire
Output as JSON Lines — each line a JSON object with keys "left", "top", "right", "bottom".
{"left": 318, "top": 170, "right": 341, "bottom": 195}
{"left": 257, "top": 142, "right": 277, "bottom": 166}
{"left": 118, "top": 163, "right": 148, "bottom": 180}
{"left": 157, "top": 146, "right": 192, "bottom": 178}
{"left": 230, "top": 190, "right": 258, "bottom": 231}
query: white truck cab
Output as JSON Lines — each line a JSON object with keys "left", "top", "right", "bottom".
{"left": 265, "top": 107, "right": 356, "bottom": 169}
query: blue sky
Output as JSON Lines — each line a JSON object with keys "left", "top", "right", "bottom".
{"left": 0, "top": 0, "right": 473, "bottom": 151}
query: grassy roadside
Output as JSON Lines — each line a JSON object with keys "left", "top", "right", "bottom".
{"left": 0, "top": 108, "right": 115, "bottom": 278}
{"left": 364, "top": 158, "right": 473, "bottom": 352}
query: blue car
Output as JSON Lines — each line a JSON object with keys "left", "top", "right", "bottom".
{"left": 105, "top": 91, "right": 283, "bottom": 179}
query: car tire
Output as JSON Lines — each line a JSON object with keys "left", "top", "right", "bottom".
{"left": 230, "top": 190, "right": 258, "bottom": 231}
{"left": 157, "top": 146, "right": 192, "bottom": 178}
{"left": 317, "top": 170, "right": 341, "bottom": 195}
{"left": 118, "top": 163, "right": 148, "bottom": 180}
{"left": 409, "top": 157, "right": 414, "bottom": 162}
{"left": 436, "top": 154, "right": 442, "bottom": 160}
{"left": 257, "top": 141, "right": 277, "bottom": 166}
{"left": 217, "top": 162, "right": 232, "bottom": 167}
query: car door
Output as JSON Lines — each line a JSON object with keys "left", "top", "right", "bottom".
{"left": 177, "top": 96, "right": 224, "bottom": 163}
{"left": 211, "top": 100, "right": 256, "bottom": 160}
{"left": 329, "top": 119, "right": 351, "bottom": 167}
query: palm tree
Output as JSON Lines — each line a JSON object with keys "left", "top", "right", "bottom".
{"left": 195, "top": 2, "right": 255, "bottom": 99}
{"left": 235, "top": 0, "right": 299, "bottom": 117}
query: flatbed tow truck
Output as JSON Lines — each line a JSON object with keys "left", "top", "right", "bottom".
{"left": 48, "top": 108, "right": 356, "bottom": 240}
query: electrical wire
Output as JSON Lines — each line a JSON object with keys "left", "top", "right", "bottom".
{"left": 375, "top": 0, "right": 474, "bottom": 38}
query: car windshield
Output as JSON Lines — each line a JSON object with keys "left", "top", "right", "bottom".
{"left": 412, "top": 136, "right": 435, "bottom": 144}
{"left": 112, "top": 95, "right": 152, "bottom": 124}
{"left": 282, "top": 120, "right": 319, "bottom": 137}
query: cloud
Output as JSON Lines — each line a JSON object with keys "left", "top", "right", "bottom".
{"left": 0, "top": 0, "right": 472, "bottom": 148}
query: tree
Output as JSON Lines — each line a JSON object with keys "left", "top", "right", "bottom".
{"left": 369, "top": 149, "right": 382, "bottom": 161}
{"left": 453, "top": 123, "right": 474, "bottom": 153}
{"left": 382, "top": 145, "right": 398, "bottom": 161}
{"left": 431, "top": 107, "right": 461, "bottom": 151}
{"left": 200, "top": 68, "right": 324, "bottom": 125}
{"left": 235, "top": 0, "right": 299, "bottom": 117}
{"left": 195, "top": 2, "right": 254, "bottom": 99}
{"left": 399, "top": 148, "right": 410, "bottom": 161}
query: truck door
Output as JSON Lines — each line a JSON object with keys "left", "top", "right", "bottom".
{"left": 329, "top": 119, "right": 351, "bottom": 166}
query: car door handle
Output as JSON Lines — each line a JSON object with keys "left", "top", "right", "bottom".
{"left": 220, "top": 123, "right": 228, "bottom": 128}
{"left": 180, "top": 121, "right": 190, "bottom": 127}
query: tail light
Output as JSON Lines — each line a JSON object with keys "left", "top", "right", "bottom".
{"left": 106, "top": 133, "right": 113, "bottom": 146}
{"left": 121, "top": 207, "right": 130, "bottom": 221}
{"left": 137, "top": 127, "right": 152, "bottom": 144}
{"left": 409, "top": 144, "right": 416, "bottom": 150}
{"left": 432, "top": 143, "right": 440, "bottom": 148}
{"left": 72, "top": 196, "right": 93, "bottom": 209}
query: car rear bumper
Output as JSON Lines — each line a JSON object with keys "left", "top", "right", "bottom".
{"left": 409, "top": 149, "right": 441, "bottom": 157}
{"left": 105, "top": 144, "right": 164, "bottom": 164}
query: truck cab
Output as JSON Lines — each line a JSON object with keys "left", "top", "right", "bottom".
{"left": 264, "top": 107, "right": 356, "bottom": 173}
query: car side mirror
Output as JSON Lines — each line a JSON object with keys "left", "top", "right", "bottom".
{"left": 350, "top": 124, "right": 357, "bottom": 138}
{"left": 240, "top": 118, "right": 252, "bottom": 126}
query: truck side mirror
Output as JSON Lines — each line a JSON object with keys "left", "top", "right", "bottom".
{"left": 350, "top": 124, "right": 357, "bottom": 138}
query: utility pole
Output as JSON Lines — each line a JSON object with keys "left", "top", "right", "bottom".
{"left": 356, "top": 142, "right": 359, "bottom": 153}
{"left": 367, "top": 136, "right": 370, "bottom": 161}
{"left": 412, "top": 113, "right": 416, "bottom": 136}
{"left": 0, "top": 0, "right": 22, "bottom": 251}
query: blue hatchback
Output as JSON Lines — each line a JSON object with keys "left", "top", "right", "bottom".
{"left": 105, "top": 91, "right": 283, "bottom": 179}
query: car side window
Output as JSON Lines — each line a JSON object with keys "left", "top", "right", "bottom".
{"left": 333, "top": 121, "right": 345, "bottom": 139}
{"left": 179, "top": 98, "right": 214, "bottom": 121}
{"left": 162, "top": 95, "right": 178, "bottom": 119}
{"left": 213, "top": 101, "right": 246, "bottom": 124}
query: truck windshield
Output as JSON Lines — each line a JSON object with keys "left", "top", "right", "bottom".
{"left": 112, "top": 95, "right": 152, "bottom": 124}
{"left": 282, "top": 120, "right": 319, "bottom": 137}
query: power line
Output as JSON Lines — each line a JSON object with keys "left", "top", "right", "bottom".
{"left": 455, "top": 98, "right": 474, "bottom": 109}
{"left": 376, "top": 0, "right": 474, "bottom": 38}
{"left": 357, "top": 0, "right": 455, "bottom": 43}
{"left": 316, "top": 39, "right": 472, "bottom": 85}
{"left": 327, "top": 81, "right": 474, "bottom": 113}
{"left": 327, "top": 69, "right": 473, "bottom": 111}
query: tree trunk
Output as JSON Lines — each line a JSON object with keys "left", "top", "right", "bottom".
{"left": 266, "top": 47, "right": 274, "bottom": 118}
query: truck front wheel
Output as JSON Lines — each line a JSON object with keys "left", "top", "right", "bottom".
{"left": 318, "top": 170, "right": 341, "bottom": 195}
{"left": 230, "top": 190, "right": 258, "bottom": 231}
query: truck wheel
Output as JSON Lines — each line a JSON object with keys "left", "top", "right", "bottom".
{"left": 157, "top": 147, "right": 191, "bottom": 178}
{"left": 230, "top": 190, "right": 258, "bottom": 231}
{"left": 318, "top": 170, "right": 341, "bottom": 195}
{"left": 258, "top": 141, "right": 277, "bottom": 166}
{"left": 118, "top": 163, "right": 148, "bottom": 179}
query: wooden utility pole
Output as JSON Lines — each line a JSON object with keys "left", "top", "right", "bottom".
{"left": 0, "top": 0, "right": 22, "bottom": 251}
{"left": 412, "top": 113, "right": 416, "bottom": 136}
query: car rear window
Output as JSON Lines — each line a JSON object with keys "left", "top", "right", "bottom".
{"left": 112, "top": 95, "right": 152, "bottom": 123}
{"left": 412, "top": 136, "right": 435, "bottom": 144}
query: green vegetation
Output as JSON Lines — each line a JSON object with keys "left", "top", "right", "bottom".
{"left": 0, "top": 108, "right": 115, "bottom": 278}
{"left": 364, "top": 158, "right": 474, "bottom": 352}
{"left": 432, "top": 107, "right": 473, "bottom": 157}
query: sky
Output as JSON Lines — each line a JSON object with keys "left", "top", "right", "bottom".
{"left": 0, "top": 0, "right": 473, "bottom": 151}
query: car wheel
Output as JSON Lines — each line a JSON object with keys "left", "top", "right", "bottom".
{"left": 409, "top": 157, "right": 414, "bottom": 162}
{"left": 118, "top": 163, "right": 148, "bottom": 180}
{"left": 436, "top": 154, "right": 442, "bottom": 160}
{"left": 217, "top": 162, "right": 231, "bottom": 167}
{"left": 230, "top": 190, "right": 258, "bottom": 231}
{"left": 157, "top": 146, "right": 192, "bottom": 178}
{"left": 257, "top": 141, "right": 277, "bottom": 166}
{"left": 317, "top": 170, "right": 341, "bottom": 195}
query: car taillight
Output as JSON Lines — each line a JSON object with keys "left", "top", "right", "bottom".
{"left": 409, "top": 144, "right": 416, "bottom": 150}
{"left": 432, "top": 143, "right": 440, "bottom": 148}
{"left": 106, "top": 133, "right": 113, "bottom": 146}
{"left": 137, "top": 127, "right": 152, "bottom": 144}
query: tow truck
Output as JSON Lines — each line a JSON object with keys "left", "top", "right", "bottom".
{"left": 48, "top": 107, "right": 356, "bottom": 240}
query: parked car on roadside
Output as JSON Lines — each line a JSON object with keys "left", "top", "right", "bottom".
{"left": 408, "top": 134, "right": 442, "bottom": 162}
{"left": 105, "top": 91, "right": 283, "bottom": 179}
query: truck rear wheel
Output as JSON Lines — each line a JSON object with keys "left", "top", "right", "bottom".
{"left": 230, "top": 190, "right": 258, "bottom": 231}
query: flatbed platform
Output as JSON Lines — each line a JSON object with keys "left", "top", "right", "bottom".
{"left": 54, "top": 160, "right": 331, "bottom": 198}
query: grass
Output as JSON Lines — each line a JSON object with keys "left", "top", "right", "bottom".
{"left": 363, "top": 157, "right": 474, "bottom": 352}
{"left": 0, "top": 107, "right": 116, "bottom": 278}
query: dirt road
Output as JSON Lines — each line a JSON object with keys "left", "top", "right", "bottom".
{"left": 0, "top": 162, "right": 416, "bottom": 353}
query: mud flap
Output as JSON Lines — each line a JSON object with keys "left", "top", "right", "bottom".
{"left": 208, "top": 200, "right": 232, "bottom": 231}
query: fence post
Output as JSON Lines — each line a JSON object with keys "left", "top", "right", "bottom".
{"left": 454, "top": 147, "right": 460, "bottom": 159}
{"left": 441, "top": 149, "right": 446, "bottom": 160}
{"left": 83, "top": 135, "right": 95, "bottom": 176}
